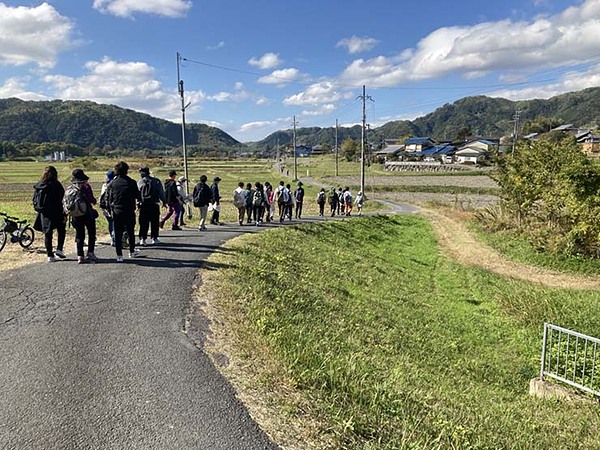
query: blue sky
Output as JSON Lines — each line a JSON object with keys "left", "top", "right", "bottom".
{"left": 1, "top": 0, "right": 600, "bottom": 142}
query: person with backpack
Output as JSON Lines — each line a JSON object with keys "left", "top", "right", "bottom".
{"left": 233, "top": 181, "right": 246, "bottom": 226}
{"left": 343, "top": 186, "right": 353, "bottom": 216}
{"left": 264, "top": 181, "right": 274, "bottom": 223}
{"left": 160, "top": 170, "right": 182, "bottom": 231}
{"left": 106, "top": 161, "right": 141, "bottom": 262}
{"left": 274, "top": 181, "right": 289, "bottom": 223}
{"left": 327, "top": 187, "right": 338, "bottom": 217}
{"left": 316, "top": 188, "right": 326, "bottom": 217}
{"left": 355, "top": 190, "right": 365, "bottom": 216}
{"left": 137, "top": 167, "right": 166, "bottom": 246}
{"left": 33, "top": 166, "right": 67, "bottom": 263}
{"left": 285, "top": 183, "right": 294, "bottom": 220}
{"left": 244, "top": 182, "right": 253, "bottom": 224}
{"left": 192, "top": 175, "right": 212, "bottom": 231}
{"left": 337, "top": 187, "right": 344, "bottom": 215}
{"left": 251, "top": 182, "right": 264, "bottom": 226}
{"left": 176, "top": 176, "right": 189, "bottom": 227}
{"left": 100, "top": 170, "right": 115, "bottom": 246}
{"left": 293, "top": 181, "right": 305, "bottom": 219}
{"left": 210, "top": 177, "right": 222, "bottom": 225}
{"left": 66, "top": 169, "right": 98, "bottom": 264}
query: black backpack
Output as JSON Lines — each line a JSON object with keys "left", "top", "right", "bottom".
{"left": 32, "top": 187, "right": 48, "bottom": 213}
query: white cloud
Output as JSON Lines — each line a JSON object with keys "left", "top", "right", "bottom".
{"left": 283, "top": 81, "right": 348, "bottom": 106}
{"left": 490, "top": 63, "right": 600, "bottom": 100}
{"left": 208, "top": 81, "right": 269, "bottom": 105}
{"left": 339, "top": 0, "right": 600, "bottom": 87}
{"left": 258, "top": 68, "right": 305, "bottom": 86}
{"left": 239, "top": 120, "right": 278, "bottom": 133}
{"left": 0, "top": 3, "right": 76, "bottom": 68}
{"left": 0, "top": 77, "right": 49, "bottom": 101}
{"left": 42, "top": 57, "right": 204, "bottom": 119}
{"left": 301, "top": 104, "right": 336, "bottom": 116}
{"left": 93, "top": 0, "right": 192, "bottom": 18}
{"left": 207, "top": 41, "right": 225, "bottom": 51}
{"left": 248, "top": 52, "right": 283, "bottom": 70}
{"left": 336, "top": 36, "right": 379, "bottom": 54}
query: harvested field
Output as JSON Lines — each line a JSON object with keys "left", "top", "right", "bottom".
{"left": 331, "top": 175, "right": 498, "bottom": 188}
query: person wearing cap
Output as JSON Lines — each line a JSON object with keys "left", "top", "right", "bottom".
{"left": 354, "top": 190, "right": 365, "bottom": 216}
{"left": 137, "top": 167, "right": 166, "bottom": 245}
{"left": 69, "top": 168, "right": 98, "bottom": 264}
{"left": 160, "top": 170, "right": 182, "bottom": 231}
{"left": 210, "top": 177, "right": 222, "bottom": 225}
{"left": 100, "top": 170, "right": 115, "bottom": 246}
{"left": 106, "top": 161, "right": 141, "bottom": 261}
{"left": 293, "top": 181, "right": 305, "bottom": 219}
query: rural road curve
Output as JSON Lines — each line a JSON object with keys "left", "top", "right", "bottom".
{"left": 0, "top": 223, "right": 278, "bottom": 449}
{"left": 0, "top": 199, "right": 417, "bottom": 449}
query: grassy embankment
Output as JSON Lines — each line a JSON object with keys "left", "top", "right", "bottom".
{"left": 201, "top": 214, "right": 600, "bottom": 449}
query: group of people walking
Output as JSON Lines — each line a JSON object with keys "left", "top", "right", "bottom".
{"left": 32, "top": 162, "right": 366, "bottom": 264}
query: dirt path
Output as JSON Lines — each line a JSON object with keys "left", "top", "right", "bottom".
{"left": 420, "top": 207, "right": 600, "bottom": 290}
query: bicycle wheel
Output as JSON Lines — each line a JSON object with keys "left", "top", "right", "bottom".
{"left": 18, "top": 226, "right": 35, "bottom": 248}
{"left": 0, "top": 231, "right": 6, "bottom": 253}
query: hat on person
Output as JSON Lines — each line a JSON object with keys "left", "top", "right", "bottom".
{"left": 178, "top": 176, "right": 187, "bottom": 182}
{"left": 71, "top": 168, "right": 89, "bottom": 182}
{"left": 139, "top": 167, "right": 150, "bottom": 176}
{"left": 297, "top": 181, "right": 303, "bottom": 186}
{"left": 213, "top": 177, "right": 222, "bottom": 182}
{"left": 106, "top": 170, "right": 115, "bottom": 182}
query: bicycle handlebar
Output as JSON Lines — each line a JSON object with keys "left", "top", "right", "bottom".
{"left": 0, "top": 212, "right": 28, "bottom": 223}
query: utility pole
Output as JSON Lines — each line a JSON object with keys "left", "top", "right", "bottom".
{"left": 358, "top": 85, "right": 373, "bottom": 196}
{"left": 335, "top": 119, "right": 339, "bottom": 177}
{"left": 512, "top": 109, "right": 521, "bottom": 153}
{"left": 177, "top": 52, "right": 192, "bottom": 218}
{"left": 292, "top": 115, "right": 299, "bottom": 180}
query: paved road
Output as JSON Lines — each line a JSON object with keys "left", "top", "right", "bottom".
{"left": 0, "top": 198, "right": 417, "bottom": 449}
{"left": 0, "top": 224, "right": 277, "bottom": 449}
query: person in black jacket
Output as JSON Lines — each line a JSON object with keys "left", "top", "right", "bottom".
{"left": 137, "top": 167, "right": 166, "bottom": 246}
{"left": 210, "top": 177, "right": 222, "bottom": 225}
{"left": 33, "top": 166, "right": 67, "bottom": 263}
{"left": 293, "top": 181, "right": 305, "bottom": 219}
{"left": 192, "top": 175, "right": 212, "bottom": 231}
{"left": 106, "top": 161, "right": 140, "bottom": 262}
{"left": 160, "top": 170, "right": 182, "bottom": 231}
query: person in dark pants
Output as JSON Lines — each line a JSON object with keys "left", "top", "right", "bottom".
{"left": 316, "top": 188, "right": 326, "bottom": 216}
{"left": 160, "top": 170, "right": 182, "bottom": 231}
{"left": 107, "top": 161, "right": 140, "bottom": 262}
{"left": 293, "top": 181, "right": 305, "bottom": 219}
{"left": 137, "top": 167, "right": 166, "bottom": 246}
{"left": 327, "top": 187, "right": 338, "bottom": 217}
{"left": 33, "top": 166, "right": 67, "bottom": 263}
{"left": 68, "top": 169, "right": 98, "bottom": 264}
{"left": 210, "top": 177, "right": 222, "bottom": 225}
{"left": 244, "top": 182, "right": 253, "bottom": 224}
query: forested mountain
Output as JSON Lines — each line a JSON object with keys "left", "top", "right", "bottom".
{"left": 252, "top": 87, "right": 600, "bottom": 148}
{"left": 0, "top": 98, "right": 242, "bottom": 152}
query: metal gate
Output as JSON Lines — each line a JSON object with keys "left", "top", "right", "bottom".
{"left": 540, "top": 322, "right": 600, "bottom": 397}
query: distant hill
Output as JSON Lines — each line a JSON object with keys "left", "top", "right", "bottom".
{"left": 251, "top": 87, "right": 600, "bottom": 149}
{"left": 0, "top": 98, "right": 243, "bottom": 152}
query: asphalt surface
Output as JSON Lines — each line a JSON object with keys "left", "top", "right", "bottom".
{"left": 0, "top": 201, "right": 417, "bottom": 450}
{"left": 0, "top": 222, "right": 277, "bottom": 450}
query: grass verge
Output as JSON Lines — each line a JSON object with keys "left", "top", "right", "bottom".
{"left": 197, "top": 215, "right": 600, "bottom": 449}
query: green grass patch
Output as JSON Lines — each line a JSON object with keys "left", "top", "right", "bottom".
{"left": 369, "top": 184, "right": 500, "bottom": 196}
{"left": 471, "top": 221, "right": 600, "bottom": 275}
{"left": 209, "top": 215, "right": 600, "bottom": 449}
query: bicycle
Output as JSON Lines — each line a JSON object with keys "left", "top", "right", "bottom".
{"left": 0, "top": 212, "right": 35, "bottom": 253}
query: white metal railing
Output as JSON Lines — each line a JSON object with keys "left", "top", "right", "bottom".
{"left": 540, "top": 322, "right": 600, "bottom": 397}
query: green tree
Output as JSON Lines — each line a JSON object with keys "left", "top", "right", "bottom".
{"left": 491, "top": 137, "right": 600, "bottom": 256}
{"left": 341, "top": 138, "right": 359, "bottom": 161}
